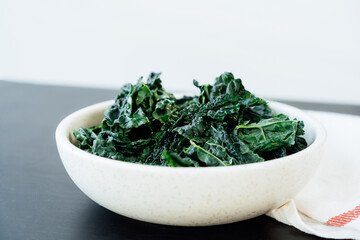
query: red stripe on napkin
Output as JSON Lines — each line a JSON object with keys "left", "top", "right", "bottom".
{"left": 326, "top": 205, "right": 360, "bottom": 227}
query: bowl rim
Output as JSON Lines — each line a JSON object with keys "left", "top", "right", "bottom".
{"left": 55, "top": 100, "right": 326, "bottom": 172}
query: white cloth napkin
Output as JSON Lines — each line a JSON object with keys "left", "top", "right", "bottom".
{"left": 267, "top": 111, "right": 360, "bottom": 239}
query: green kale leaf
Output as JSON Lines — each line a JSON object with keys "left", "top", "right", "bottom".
{"left": 73, "top": 72, "right": 307, "bottom": 167}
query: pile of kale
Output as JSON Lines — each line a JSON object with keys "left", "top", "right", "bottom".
{"left": 74, "top": 72, "right": 307, "bottom": 167}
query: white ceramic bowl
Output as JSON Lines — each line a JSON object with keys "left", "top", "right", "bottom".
{"left": 55, "top": 100, "right": 326, "bottom": 226}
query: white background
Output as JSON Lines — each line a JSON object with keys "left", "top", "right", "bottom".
{"left": 1, "top": 0, "right": 359, "bottom": 104}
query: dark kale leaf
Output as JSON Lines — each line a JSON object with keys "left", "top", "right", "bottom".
{"left": 73, "top": 72, "right": 307, "bottom": 167}
{"left": 235, "top": 114, "right": 298, "bottom": 154}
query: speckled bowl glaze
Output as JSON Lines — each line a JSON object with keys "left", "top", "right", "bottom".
{"left": 56, "top": 100, "right": 326, "bottom": 226}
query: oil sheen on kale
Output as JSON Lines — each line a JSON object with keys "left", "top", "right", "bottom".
{"left": 73, "top": 72, "right": 307, "bottom": 167}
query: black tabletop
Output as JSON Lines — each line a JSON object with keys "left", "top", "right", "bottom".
{"left": 1, "top": 80, "right": 359, "bottom": 240}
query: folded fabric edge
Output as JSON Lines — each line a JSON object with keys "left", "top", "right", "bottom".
{"left": 266, "top": 200, "right": 360, "bottom": 239}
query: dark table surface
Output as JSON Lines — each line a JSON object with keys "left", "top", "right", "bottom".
{"left": 1, "top": 80, "right": 359, "bottom": 240}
